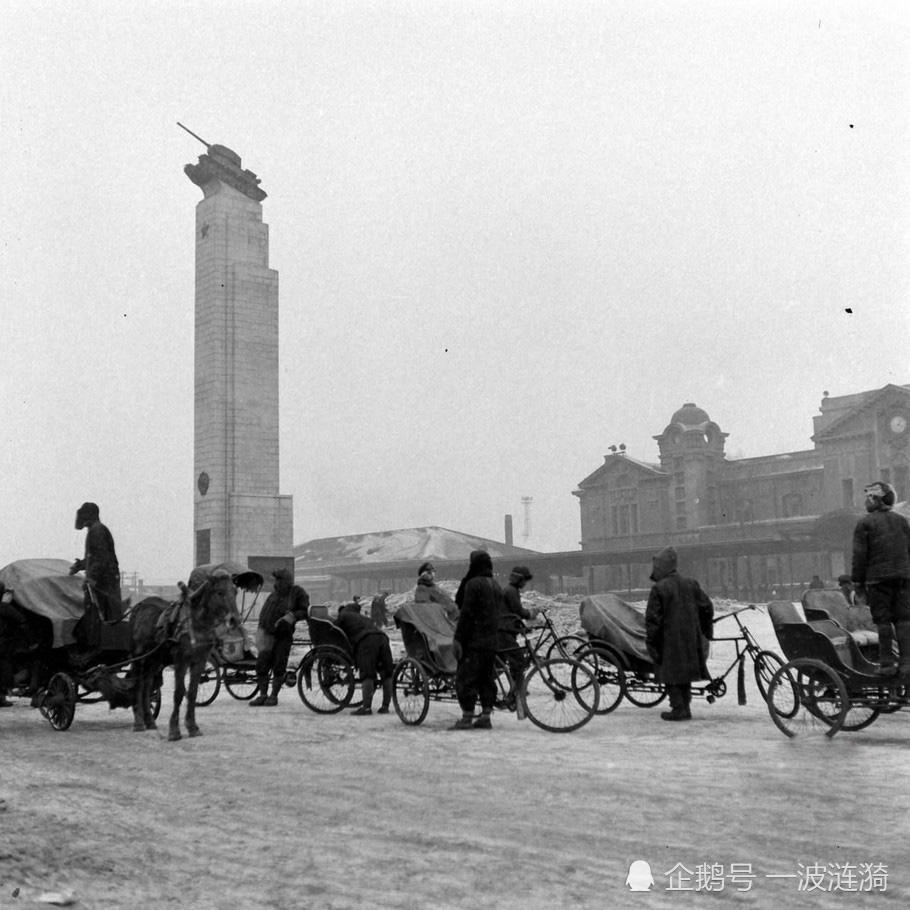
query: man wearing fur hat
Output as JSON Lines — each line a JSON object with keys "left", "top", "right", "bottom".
{"left": 69, "top": 503, "right": 122, "bottom": 646}
{"left": 645, "top": 547, "right": 714, "bottom": 721}
{"left": 851, "top": 481, "right": 910, "bottom": 678}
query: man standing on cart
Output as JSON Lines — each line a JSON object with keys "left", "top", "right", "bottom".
{"left": 69, "top": 502, "right": 122, "bottom": 649}
{"left": 851, "top": 481, "right": 910, "bottom": 678}
{"left": 645, "top": 546, "right": 714, "bottom": 722}
{"left": 250, "top": 568, "right": 310, "bottom": 707}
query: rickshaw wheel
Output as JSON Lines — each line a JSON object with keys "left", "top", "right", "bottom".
{"left": 546, "top": 635, "right": 588, "bottom": 662}
{"left": 575, "top": 644, "right": 625, "bottom": 714}
{"left": 621, "top": 670, "right": 667, "bottom": 708}
{"left": 223, "top": 663, "right": 258, "bottom": 700}
{"left": 521, "top": 657, "right": 599, "bottom": 733}
{"left": 391, "top": 658, "right": 430, "bottom": 726}
{"left": 195, "top": 657, "right": 222, "bottom": 707}
{"left": 40, "top": 672, "right": 77, "bottom": 731}
{"left": 297, "top": 647, "right": 355, "bottom": 714}
{"left": 766, "top": 658, "right": 848, "bottom": 738}
{"left": 840, "top": 702, "right": 880, "bottom": 732}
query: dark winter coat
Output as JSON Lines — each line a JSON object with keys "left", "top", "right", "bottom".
{"left": 851, "top": 506, "right": 910, "bottom": 585}
{"left": 258, "top": 585, "right": 310, "bottom": 638}
{"left": 645, "top": 547, "right": 714, "bottom": 685}
{"left": 454, "top": 552, "right": 502, "bottom": 652}
{"left": 84, "top": 521, "right": 120, "bottom": 590}
{"left": 499, "top": 583, "right": 532, "bottom": 639}
{"left": 334, "top": 609, "right": 384, "bottom": 649}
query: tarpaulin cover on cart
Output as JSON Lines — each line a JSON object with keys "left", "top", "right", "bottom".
{"left": 0, "top": 558, "right": 85, "bottom": 648}
{"left": 579, "top": 593, "right": 652, "bottom": 664}
{"left": 394, "top": 600, "right": 458, "bottom": 673}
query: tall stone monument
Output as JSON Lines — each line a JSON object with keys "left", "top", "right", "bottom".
{"left": 184, "top": 136, "right": 293, "bottom": 567}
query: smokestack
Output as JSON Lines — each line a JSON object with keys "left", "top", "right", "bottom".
{"left": 504, "top": 514, "right": 513, "bottom": 547}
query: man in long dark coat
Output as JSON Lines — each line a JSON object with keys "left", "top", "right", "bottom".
{"left": 452, "top": 550, "right": 502, "bottom": 729}
{"left": 645, "top": 546, "right": 714, "bottom": 721}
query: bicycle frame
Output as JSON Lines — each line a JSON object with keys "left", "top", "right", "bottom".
{"left": 693, "top": 605, "right": 762, "bottom": 704}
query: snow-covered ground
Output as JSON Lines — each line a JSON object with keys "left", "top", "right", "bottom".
{"left": 2, "top": 600, "right": 909, "bottom": 909}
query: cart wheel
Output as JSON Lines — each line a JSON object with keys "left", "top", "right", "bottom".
{"left": 521, "top": 657, "right": 599, "bottom": 733}
{"left": 223, "top": 663, "right": 258, "bottom": 701}
{"left": 576, "top": 644, "right": 624, "bottom": 714}
{"left": 752, "top": 649, "right": 785, "bottom": 703}
{"left": 621, "top": 670, "right": 667, "bottom": 708}
{"left": 546, "top": 634, "right": 588, "bottom": 662}
{"left": 150, "top": 682, "right": 162, "bottom": 720}
{"left": 40, "top": 672, "right": 77, "bottom": 731}
{"left": 195, "top": 658, "right": 221, "bottom": 707}
{"left": 391, "top": 658, "right": 430, "bottom": 725}
{"left": 297, "top": 647, "right": 355, "bottom": 714}
{"left": 766, "top": 659, "right": 848, "bottom": 738}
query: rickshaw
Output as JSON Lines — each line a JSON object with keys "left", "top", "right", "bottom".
{"left": 765, "top": 600, "right": 910, "bottom": 737}
{"left": 577, "top": 593, "right": 784, "bottom": 713}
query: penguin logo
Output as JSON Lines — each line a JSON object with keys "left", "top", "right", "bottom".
{"left": 626, "top": 860, "right": 655, "bottom": 891}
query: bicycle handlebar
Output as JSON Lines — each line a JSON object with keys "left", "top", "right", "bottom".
{"left": 712, "top": 604, "right": 758, "bottom": 624}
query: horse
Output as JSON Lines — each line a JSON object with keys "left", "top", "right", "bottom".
{"left": 129, "top": 566, "right": 243, "bottom": 741}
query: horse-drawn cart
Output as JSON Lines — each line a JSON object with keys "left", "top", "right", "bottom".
{"left": 0, "top": 558, "right": 160, "bottom": 731}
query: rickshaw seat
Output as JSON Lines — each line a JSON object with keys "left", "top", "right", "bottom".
{"left": 306, "top": 616, "right": 353, "bottom": 658}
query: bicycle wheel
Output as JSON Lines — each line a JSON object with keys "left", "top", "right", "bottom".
{"left": 545, "top": 634, "right": 588, "bottom": 662}
{"left": 391, "top": 658, "right": 430, "bottom": 726}
{"left": 576, "top": 644, "right": 624, "bottom": 714}
{"left": 40, "top": 672, "right": 77, "bottom": 731}
{"left": 223, "top": 663, "right": 259, "bottom": 701}
{"left": 621, "top": 670, "right": 667, "bottom": 708}
{"left": 752, "top": 649, "right": 785, "bottom": 703}
{"left": 766, "top": 659, "right": 848, "bottom": 738}
{"left": 297, "top": 648, "right": 355, "bottom": 714}
{"left": 195, "top": 658, "right": 222, "bottom": 707}
{"left": 521, "top": 657, "right": 599, "bottom": 733}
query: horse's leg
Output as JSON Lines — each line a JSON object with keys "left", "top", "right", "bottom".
{"left": 184, "top": 648, "right": 205, "bottom": 738}
{"left": 169, "top": 654, "right": 185, "bottom": 741}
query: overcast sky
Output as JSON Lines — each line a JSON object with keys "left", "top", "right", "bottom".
{"left": 2, "top": 1, "right": 908, "bottom": 582}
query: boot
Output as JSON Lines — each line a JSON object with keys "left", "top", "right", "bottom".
{"left": 351, "top": 679, "right": 375, "bottom": 715}
{"left": 249, "top": 675, "right": 271, "bottom": 706}
{"left": 877, "top": 624, "right": 898, "bottom": 677}
{"left": 896, "top": 621, "right": 910, "bottom": 679}
{"left": 376, "top": 678, "right": 392, "bottom": 714}
{"left": 263, "top": 679, "right": 281, "bottom": 706}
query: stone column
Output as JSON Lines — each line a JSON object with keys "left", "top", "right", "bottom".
{"left": 185, "top": 144, "right": 293, "bottom": 567}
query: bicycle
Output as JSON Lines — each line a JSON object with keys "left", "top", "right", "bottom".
{"left": 492, "top": 624, "right": 601, "bottom": 733}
